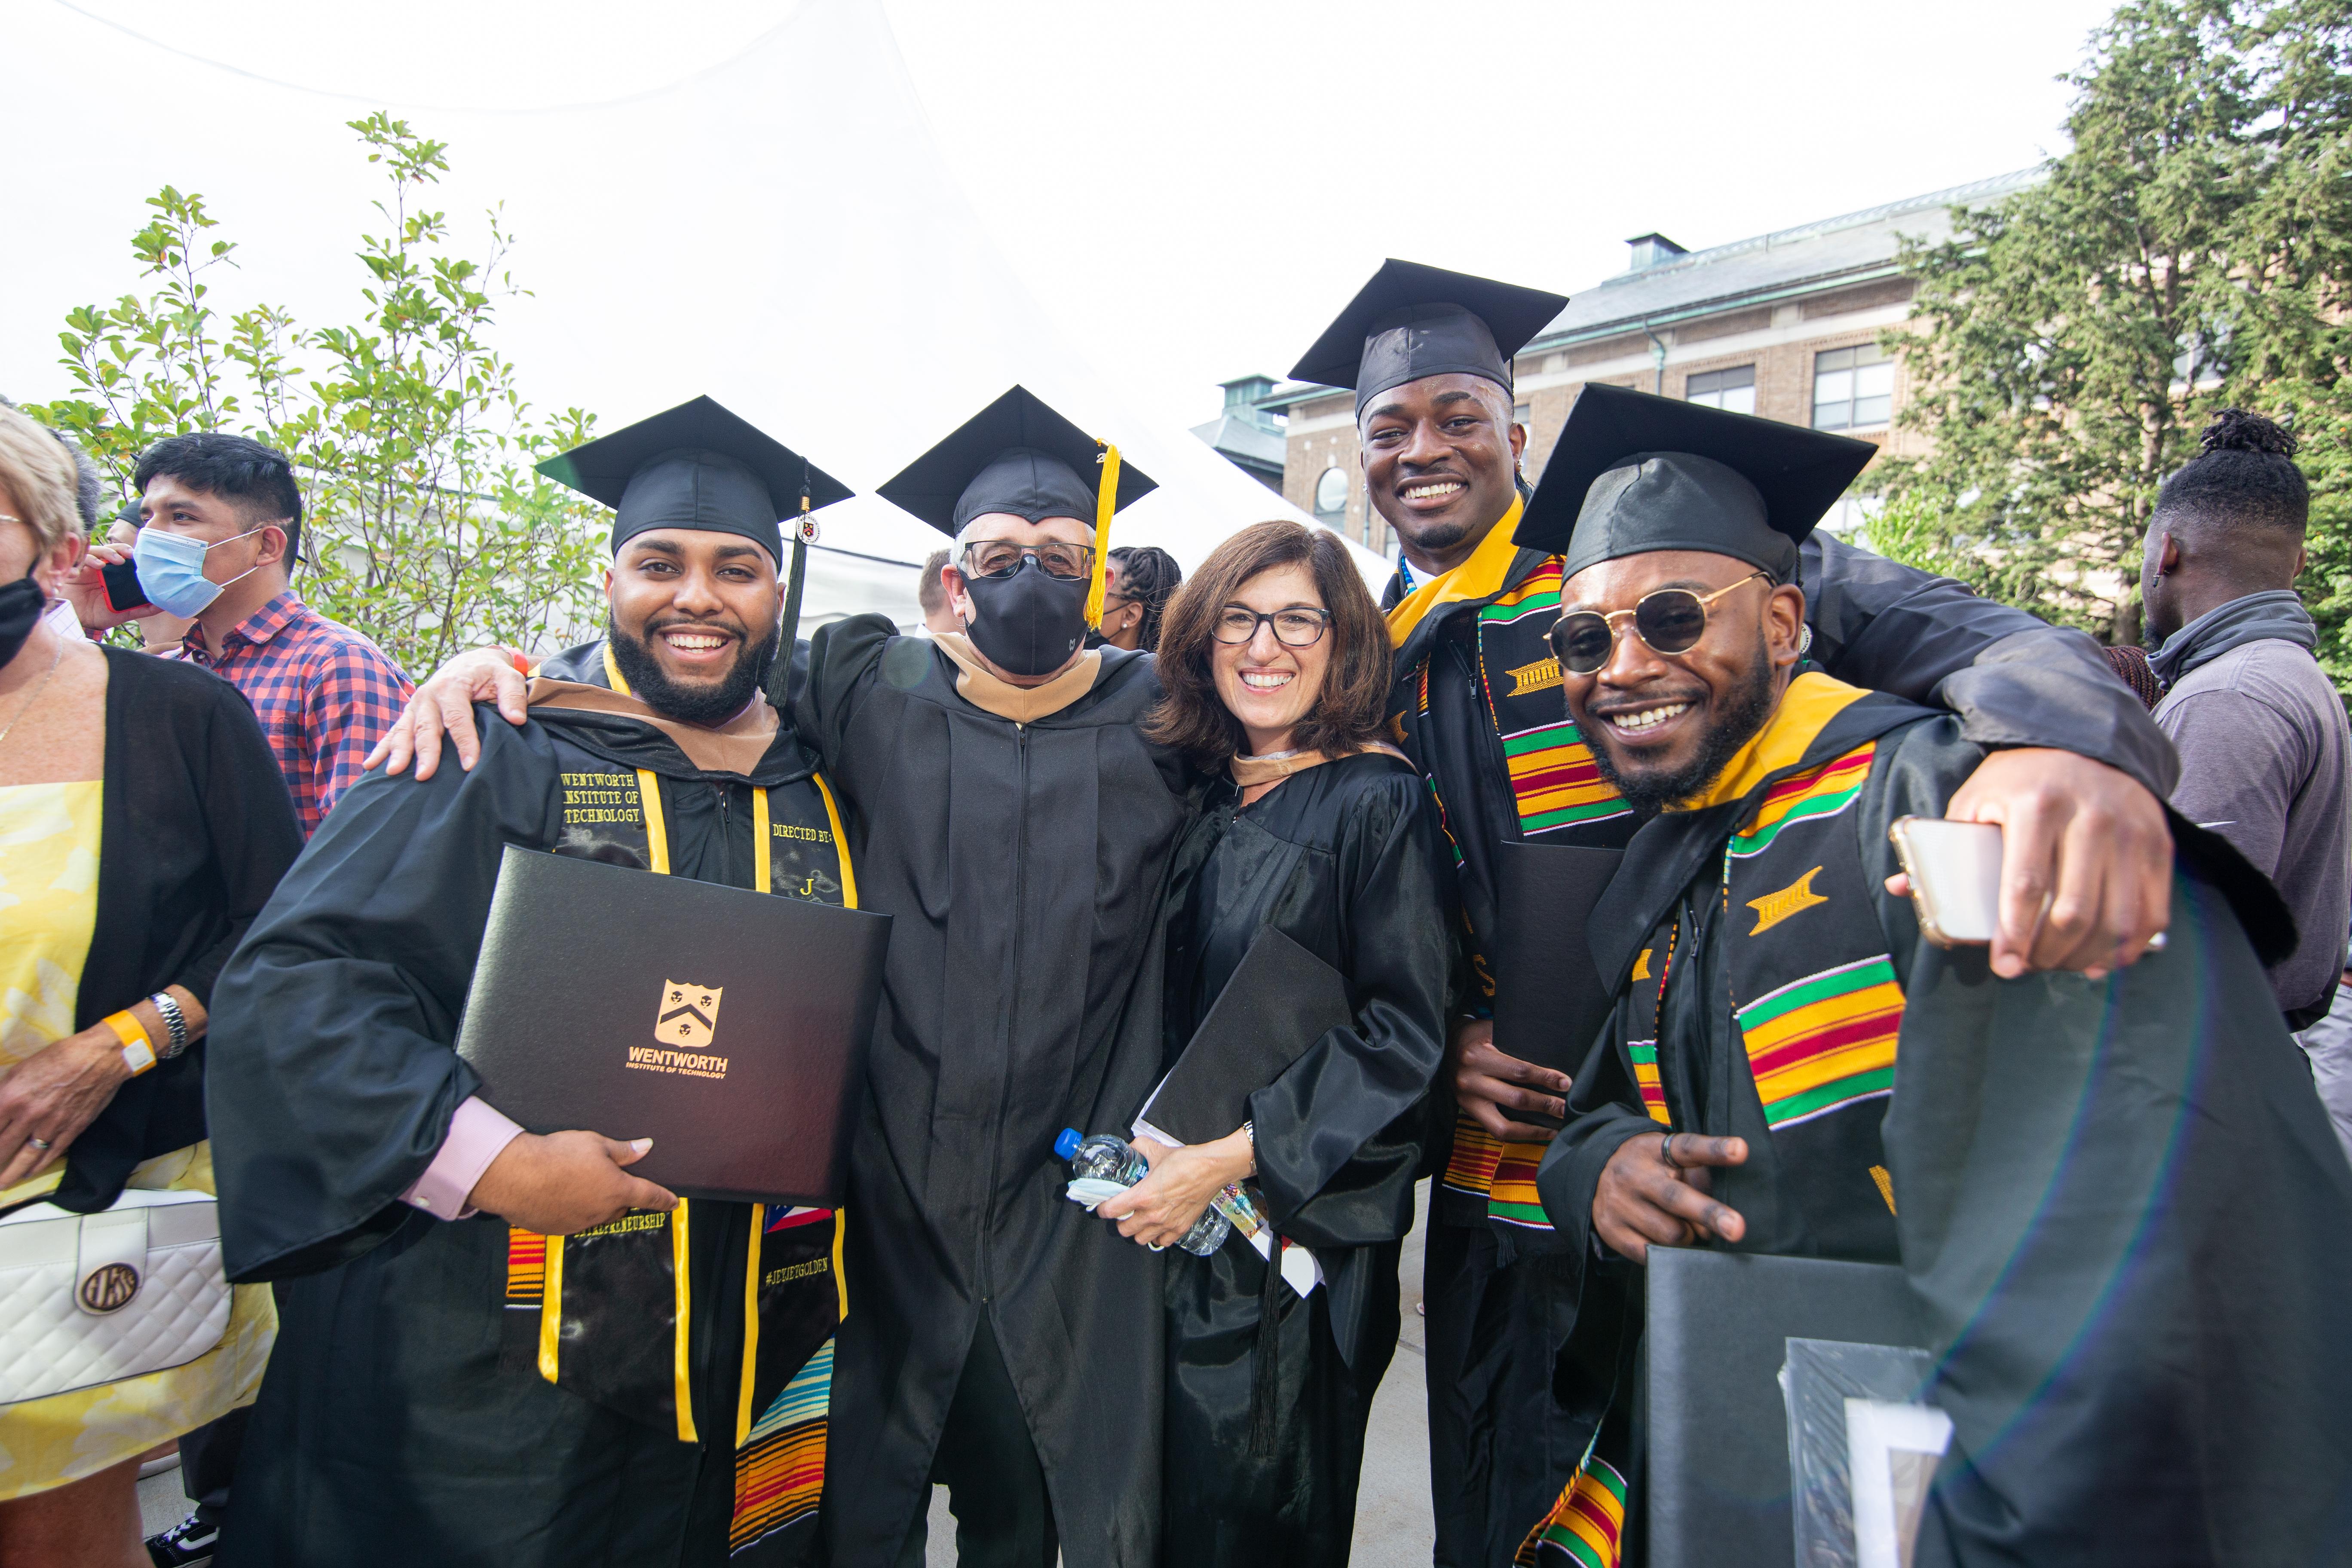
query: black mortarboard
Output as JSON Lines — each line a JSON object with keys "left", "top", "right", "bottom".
{"left": 1289, "top": 259, "right": 1568, "bottom": 413}
{"left": 1516, "top": 383, "right": 1877, "bottom": 582}
{"left": 536, "top": 395, "right": 851, "bottom": 564}
{"left": 876, "top": 386, "right": 1156, "bottom": 538}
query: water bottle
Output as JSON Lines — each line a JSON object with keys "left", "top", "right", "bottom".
{"left": 1055, "top": 1129, "right": 1232, "bottom": 1256}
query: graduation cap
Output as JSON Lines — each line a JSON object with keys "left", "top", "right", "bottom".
{"left": 536, "top": 395, "right": 854, "bottom": 708}
{"left": 877, "top": 386, "right": 1157, "bottom": 627}
{"left": 537, "top": 395, "right": 852, "bottom": 564}
{"left": 1515, "top": 383, "right": 1878, "bottom": 582}
{"left": 1289, "top": 259, "right": 1568, "bottom": 413}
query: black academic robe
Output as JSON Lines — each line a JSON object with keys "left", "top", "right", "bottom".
{"left": 794, "top": 619, "right": 1190, "bottom": 1568}
{"left": 1157, "top": 752, "right": 1450, "bottom": 1566}
{"left": 1533, "top": 686, "right": 2352, "bottom": 1566}
{"left": 207, "top": 667, "right": 847, "bottom": 1568}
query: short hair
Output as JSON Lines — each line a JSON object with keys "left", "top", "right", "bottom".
{"left": 0, "top": 404, "right": 85, "bottom": 559}
{"left": 2154, "top": 409, "right": 2308, "bottom": 536}
{"left": 135, "top": 432, "right": 304, "bottom": 563}
{"left": 1106, "top": 544, "right": 1182, "bottom": 652}
{"left": 1143, "top": 520, "right": 1391, "bottom": 770}
{"left": 917, "top": 548, "right": 951, "bottom": 616}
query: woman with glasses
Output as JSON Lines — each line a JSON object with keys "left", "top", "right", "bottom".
{"left": 1096, "top": 519, "right": 1449, "bottom": 1565}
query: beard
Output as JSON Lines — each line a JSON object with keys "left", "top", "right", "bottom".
{"left": 1583, "top": 634, "right": 1779, "bottom": 817}
{"left": 606, "top": 613, "right": 779, "bottom": 726}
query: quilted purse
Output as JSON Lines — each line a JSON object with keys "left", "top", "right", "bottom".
{"left": 0, "top": 1189, "right": 230, "bottom": 1404}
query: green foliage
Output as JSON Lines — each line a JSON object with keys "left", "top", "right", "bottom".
{"left": 1876, "top": 0, "right": 2352, "bottom": 673}
{"left": 28, "top": 114, "right": 606, "bottom": 675}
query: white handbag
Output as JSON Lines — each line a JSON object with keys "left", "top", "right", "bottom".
{"left": 0, "top": 1188, "right": 230, "bottom": 1404}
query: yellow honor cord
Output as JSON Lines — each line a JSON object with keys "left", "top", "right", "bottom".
{"left": 672, "top": 1197, "right": 698, "bottom": 1442}
{"left": 831, "top": 1207, "right": 848, "bottom": 1323}
{"left": 750, "top": 787, "right": 772, "bottom": 894}
{"left": 1084, "top": 441, "right": 1120, "bottom": 629}
{"left": 538, "top": 1235, "right": 564, "bottom": 1383}
{"left": 602, "top": 641, "right": 632, "bottom": 696}
{"left": 737, "top": 1204, "right": 764, "bottom": 1448}
{"left": 635, "top": 769, "right": 671, "bottom": 875}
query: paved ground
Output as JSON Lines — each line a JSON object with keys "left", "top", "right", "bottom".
{"left": 137, "top": 1184, "right": 1441, "bottom": 1566}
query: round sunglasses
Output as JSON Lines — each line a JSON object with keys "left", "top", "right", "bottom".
{"left": 1545, "top": 571, "right": 1772, "bottom": 675}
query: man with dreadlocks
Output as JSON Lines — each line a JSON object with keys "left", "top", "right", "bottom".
{"left": 2141, "top": 407, "right": 2350, "bottom": 1032}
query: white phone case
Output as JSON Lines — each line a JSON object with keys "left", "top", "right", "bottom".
{"left": 1886, "top": 817, "right": 2003, "bottom": 947}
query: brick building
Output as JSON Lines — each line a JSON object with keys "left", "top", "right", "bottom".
{"left": 1219, "top": 169, "right": 2040, "bottom": 559}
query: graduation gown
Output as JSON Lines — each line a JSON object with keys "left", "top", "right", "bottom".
{"left": 207, "top": 647, "right": 852, "bottom": 1568}
{"left": 1531, "top": 674, "right": 2352, "bottom": 1566}
{"left": 793, "top": 619, "right": 1191, "bottom": 1568}
{"left": 1157, "top": 751, "right": 1450, "bottom": 1566}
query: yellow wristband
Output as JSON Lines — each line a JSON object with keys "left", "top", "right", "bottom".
{"left": 104, "top": 1011, "right": 155, "bottom": 1077}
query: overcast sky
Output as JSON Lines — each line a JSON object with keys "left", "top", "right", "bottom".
{"left": 6, "top": 0, "right": 2120, "bottom": 492}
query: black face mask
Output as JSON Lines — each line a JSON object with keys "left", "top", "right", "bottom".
{"left": 0, "top": 568, "right": 45, "bottom": 670}
{"left": 962, "top": 558, "right": 1090, "bottom": 678}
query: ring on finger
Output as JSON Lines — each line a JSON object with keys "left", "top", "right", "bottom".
{"left": 25, "top": 1136, "right": 51, "bottom": 1152}
{"left": 1657, "top": 1133, "right": 1679, "bottom": 1170}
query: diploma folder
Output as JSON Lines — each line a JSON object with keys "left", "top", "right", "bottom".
{"left": 1489, "top": 841, "right": 1624, "bottom": 1119}
{"left": 454, "top": 845, "right": 890, "bottom": 1208}
{"left": 1135, "top": 926, "right": 1352, "bottom": 1146}
{"left": 1645, "top": 1246, "right": 1927, "bottom": 1568}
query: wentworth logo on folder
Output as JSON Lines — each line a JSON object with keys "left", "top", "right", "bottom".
{"left": 655, "top": 980, "right": 724, "bottom": 1048}
{"left": 456, "top": 846, "right": 891, "bottom": 1207}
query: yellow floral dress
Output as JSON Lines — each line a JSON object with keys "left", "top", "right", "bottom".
{"left": 0, "top": 779, "right": 276, "bottom": 1500}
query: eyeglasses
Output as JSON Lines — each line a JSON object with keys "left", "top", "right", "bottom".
{"left": 961, "top": 540, "right": 1095, "bottom": 580}
{"left": 1213, "top": 606, "right": 1332, "bottom": 647}
{"left": 1545, "top": 572, "right": 1771, "bottom": 675}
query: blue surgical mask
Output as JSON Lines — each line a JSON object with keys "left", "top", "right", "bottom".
{"left": 132, "top": 524, "right": 270, "bottom": 618}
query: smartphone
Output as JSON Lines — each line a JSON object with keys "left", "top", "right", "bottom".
{"left": 99, "top": 556, "right": 153, "bottom": 614}
{"left": 1886, "top": 817, "right": 2002, "bottom": 948}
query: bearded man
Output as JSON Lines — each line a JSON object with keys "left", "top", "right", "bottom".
{"left": 1519, "top": 390, "right": 2352, "bottom": 1567}
{"left": 1290, "top": 266, "right": 2181, "bottom": 1566}
{"left": 207, "top": 400, "right": 858, "bottom": 1567}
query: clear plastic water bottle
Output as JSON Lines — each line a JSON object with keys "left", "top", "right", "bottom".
{"left": 1055, "top": 1128, "right": 1232, "bottom": 1256}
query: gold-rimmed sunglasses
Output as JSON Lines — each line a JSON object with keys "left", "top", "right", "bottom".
{"left": 1545, "top": 571, "right": 1772, "bottom": 675}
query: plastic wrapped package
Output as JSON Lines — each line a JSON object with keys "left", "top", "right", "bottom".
{"left": 1779, "top": 1337, "right": 1951, "bottom": 1568}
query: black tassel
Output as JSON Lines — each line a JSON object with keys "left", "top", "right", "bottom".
{"left": 1246, "top": 1231, "right": 1290, "bottom": 1456}
{"left": 769, "top": 461, "right": 812, "bottom": 711}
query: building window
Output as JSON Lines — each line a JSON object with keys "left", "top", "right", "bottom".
{"left": 1314, "top": 466, "right": 1350, "bottom": 527}
{"left": 1512, "top": 403, "right": 1532, "bottom": 431}
{"left": 1813, "top": 344, "right": 1893, "bottom": 430}
{"left": 1685, "top": 365, "right": 1755, "bottom": 415}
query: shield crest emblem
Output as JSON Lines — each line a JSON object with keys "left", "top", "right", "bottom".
{"left": 655, "top": 980, "right": 724, "bottom": 1050}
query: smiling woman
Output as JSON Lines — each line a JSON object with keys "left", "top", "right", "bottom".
{"left": 1115, "top": 517, "right": 1449, "bottom": 1563}
{"left": 1143, "top": 520, "right": 1391, "bottom": 774}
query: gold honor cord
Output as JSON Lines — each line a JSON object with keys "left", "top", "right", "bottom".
{"left": 1084, "top": 441, "right": 1121, "bottom": 630}
{"left": 814, "top": 775, "right": 857, "bottom": 909}
{"left": 737, "top": 1204, "right": 764, "bottom": 1446}
{"left": 750, "top": 788, "right": 772, "bottom": 894}
{"left": 671, "top": 1197, "right": 698, "bottom": 1443}
{"left": 539, "top": 1233, "right": 565, "bottom": 1383}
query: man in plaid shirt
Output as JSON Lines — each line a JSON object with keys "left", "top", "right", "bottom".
{"left": 70, "top": 434, "right": 411, "bottom": 836}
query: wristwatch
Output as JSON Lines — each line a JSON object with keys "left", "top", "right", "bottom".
{"left": 1241, "top": 1120, "right": 1256, "bottom": 1178}
{"left": 149, "top": 991, "right": 190, "bottom": 1059}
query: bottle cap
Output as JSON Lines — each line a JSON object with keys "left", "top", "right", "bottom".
{"left": 1054, "top": 1128, "right": 1082, "bottom": 1161}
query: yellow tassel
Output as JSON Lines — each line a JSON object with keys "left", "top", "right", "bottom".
{"left": 1085, "top": 441, "right": 1120, "bottom": 629}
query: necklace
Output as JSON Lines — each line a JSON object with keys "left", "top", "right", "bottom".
{"left": 0, "top": 639, "right": 64, "bottom": 752}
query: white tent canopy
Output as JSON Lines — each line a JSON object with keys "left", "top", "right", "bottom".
{"left": 450, "top": 0, "right": 1385, "bottom": 630}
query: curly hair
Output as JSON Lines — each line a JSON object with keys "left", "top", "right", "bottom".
{"left": 1107, "top": 544, "right": 1182, "bottom": 652}
{"left": 1143, "top": 520, "right": 1391, "bottom": 770}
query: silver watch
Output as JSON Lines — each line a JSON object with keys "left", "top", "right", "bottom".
{"left": 149, "top": 991, "right": 190, "bottom": 1059}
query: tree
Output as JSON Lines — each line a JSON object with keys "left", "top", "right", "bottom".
{"left": 28, "top": 114, "right": 607, "bottom": 675}
{"left": 1870, "top": 0, "right": 2352, "bottom": 679}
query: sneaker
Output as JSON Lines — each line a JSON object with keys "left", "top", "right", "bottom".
{"left": 146, "top": 1511, "right": 218, "bottom": 1568}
